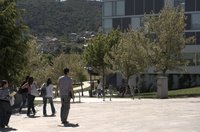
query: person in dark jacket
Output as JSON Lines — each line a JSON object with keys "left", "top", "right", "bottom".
{"left": 18, "top": 76, "right": 29, "bottom": 113}
{"left": 0, "top": 80, "right": 12, "bottom": 128}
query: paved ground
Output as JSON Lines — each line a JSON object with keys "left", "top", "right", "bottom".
{"left": 1, "top": 97, "right": 200, "bottom": 132}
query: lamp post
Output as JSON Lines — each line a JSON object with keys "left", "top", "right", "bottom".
{"left": 84, "top": 66, "right": 93, "bottom": 97}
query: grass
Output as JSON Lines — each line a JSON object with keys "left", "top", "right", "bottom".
{"left": 135, "top": 87, "right": 200, "bottom": 99}
{"left": 34, "top": 87, "right": 200, "bottom": 105}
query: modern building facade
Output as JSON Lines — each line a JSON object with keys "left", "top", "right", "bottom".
{"left": 102, "top": 0, "right": 200, "bottom": 89}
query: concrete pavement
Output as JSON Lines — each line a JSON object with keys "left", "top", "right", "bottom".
{"left": 1, "top": 97, "right": 200, "bottom": 132}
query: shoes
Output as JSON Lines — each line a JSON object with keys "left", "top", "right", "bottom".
{"left": 51, "top": 113, "right": 56, "bottom": 116}
{"left": 0, "top": 125, "right": 5, "bottom": 128}
{"left": 62, "top": 121, "right": 69, "bottom": 124}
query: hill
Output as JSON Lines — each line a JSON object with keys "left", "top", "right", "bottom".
{"left": 17, "top": 0, "right": 102, "bottom": 37}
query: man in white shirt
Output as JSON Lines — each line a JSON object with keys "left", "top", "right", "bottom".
{"left": 58, "top": 68, "right": 74, "bottom": 124}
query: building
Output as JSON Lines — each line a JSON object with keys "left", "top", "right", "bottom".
{"left": 102, "top": 0, "right": 200, "bottom": 90}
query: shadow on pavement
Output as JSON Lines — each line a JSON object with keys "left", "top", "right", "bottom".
{"left": 58, "top": 123, "right": 79, "bottom": 128}
{"left": 0, "top": 127, "right": 17, "bottom": 132}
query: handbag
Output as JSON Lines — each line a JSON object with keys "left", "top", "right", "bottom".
{"left": 40, "top": 83, "right": 46, "bottom": 96}
{"left": 10, "top": 96, "right": 15, "bottom": 106}
{"left": 30, "top": 83, "right": 39, "bottom": 97}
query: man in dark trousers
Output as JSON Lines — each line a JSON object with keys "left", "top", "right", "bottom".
{"left": 58, "top": 68, "right": 74, "bottom": 124}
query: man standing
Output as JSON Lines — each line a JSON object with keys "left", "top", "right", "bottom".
{"left": 58, "top": 68, "right": 74, "bottom": 124}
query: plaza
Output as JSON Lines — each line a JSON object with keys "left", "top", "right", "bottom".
{"left": 2, "top": 97, "right": 200, "bottom": 132}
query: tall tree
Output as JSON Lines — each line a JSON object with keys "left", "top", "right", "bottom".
{"left": 0, "top": 0, "right": 29, "bottom": 83}
{"left": 83, "top": 30, "right": 121, "bottom": 98}
{"left": 144, "top": 7, "right": 194, "bottom": 75}
{"left": 105, "top": 30, "right": 149, "bottom": 83}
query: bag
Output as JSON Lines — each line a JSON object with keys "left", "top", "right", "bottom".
{"left": 69, "top": 91, "right": 73, "bottom": 98}
{"left": 10, "top": 96, "right": 15, "bottom": 106}
{"left": 40, "top": 83, "right": 46, "bottom": 96}
{"left": 18, "top": 87, "right": 28, "bottom": 94}
{"left": 30, "top": 83, "right": 39, "bottom": 97}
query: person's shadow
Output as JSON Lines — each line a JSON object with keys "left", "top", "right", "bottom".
{"left": 58, "top": 122, "right": 79, "bottom": 128}
{"left": 0, "top": 127, "right": 17, "bottom": 132}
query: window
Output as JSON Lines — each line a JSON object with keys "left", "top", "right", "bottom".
{"left": 185, "top": 32, "right": 195, "bottom": 45}
{"left": 185, "top": 0, "right": 195, "bottom": 11}
{"left": 196, "top": 32, "right": 200, "bottom": 45}
{"left": 183, "top": 53, "right": 196, "bottom": 66}
{"left": 185, "top": 14, "right": 191, "bottom": 30}
{"left": 113, "top": 18, "right": 122, "bottom": 30}
{"left": 155, "top": 0, "right": 164, "bottom": 13}
{"left": 174, "top": 0, "right": 185, "bottom": 9}
{"left": 197, "top": 53, "right": 200, "bottom": 66}
{"left": 122, "top": 18, "right": 131, "bottom": 31}
{"left": 135, "top": 0, "right": 144, "bottom": 15}
{"left": 131, "top": 17, "right": 141, "bottom": 30}
{"left": 164, "top": 0, "right": 174, "bottom": 8}
{"left": 145, "top": 0, "right": 154, "bottom": 14}
{"left": 125, "top": 0, "right": 134, "bottom": 15}
{"left": 197, "top": 0, "right": 200, "bottom": 11}
{"left": 103, "top": 19, "right": 113, "bottom": 33}
{"left": 191, "top": 14, "right": 200, "bottom": 30}
{"left": 103, "top": 2, "right": 112, "bottom": 16}
{"left": 116, "top": 1, "right": 125, "bottom": 16}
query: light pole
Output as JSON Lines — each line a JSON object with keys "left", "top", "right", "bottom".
{"left": 84, "top": 66, "right": 93, "bottom": 97}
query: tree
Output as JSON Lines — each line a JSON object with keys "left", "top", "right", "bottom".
{"left": 83, "top": 29, "right": 121, "bottom": 98}
{"left": 105, "top": 30, "right": 149, "bottom": 89}
{"left": 0, "top": 0, "right": 29, "bottom": 83}
{"left": 144, "top": 7, "right": 194, "bottom": 76}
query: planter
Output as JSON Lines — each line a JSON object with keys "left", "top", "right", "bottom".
{"left": 157, "top": 76, "right": 168, "bottom": 99}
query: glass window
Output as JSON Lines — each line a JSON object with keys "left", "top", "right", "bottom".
{"left": 196, "top": 32, "right": 200, "bottom": 45}
{"left": 197, "top": 0, "right": 200, "bottom": 11}
{"left": 103, "top": 2, "right": 112, "bottom": 16}
{"left": 165, "top": 0, "right": 174, "bottom": 8}
{"left": 197, "top": 53, "right": 200, "bottom": 66}
{"left": 103, "top": 19, "right": 113, "bottom": 33}
{"left": 131, "top": 17, "right": 141, "bottom": 30}
{"left": 185, "top": 14, "right": 191, "bottom": 30}
{"left": 155, "top": 0, "right": 164, "bottom": 13}
{"left": 135, "top": 0, "right": 144, "bottom": 15}
{"left": 191, "top": 14, "right": 200, "bottom": 30}
{"left": 116, "top": 1, "right": 125, "bottom": 16}
{"left": 125, "top": 0, "right": 135, "bottom": 15}
{"left": 183, "top": 53, "right": 196, "bottom": 66}
{"left": 185, "top": 32, "right": 195, "bottom": 45}
{"left": 122, "top": 17, "right": 131, "bottom": 31}
{"left": 145, "top": 0, "right": 154, "bottom": 14}
{"left": 174, "top": 0, "right": 185, "bottom": 10}
{"left": 185, "top": 0, "right": 195, "bottom": 11}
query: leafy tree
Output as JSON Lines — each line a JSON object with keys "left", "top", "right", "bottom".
{"left": 144, "top": 7, "right": 194, "bottom": 76}
{"left": 48, "top": 53, "right": 86, "bottom": 96}
{"left": 106, "top": 30, "right": 149, "bottom": 83}
{"left": 83, "top": 30, "right": 121, "bottom": 98}
{"left": 0, "top": 0, "right": 29, "bottom": 83}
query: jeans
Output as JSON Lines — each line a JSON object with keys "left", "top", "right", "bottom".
{"left": 27, "top": 94, "right": 35, "bottom": 116}
{"left": 0, "top": 100, "right": 12, "bottom": 126}
{"left": 19, "top": 93, "right": 28, "bottom": 112}
{"left": 43, "top": 97, "right": 55, "bottom": 115}
{"left": 60, "top": 95, "right": 71, "bottom": 122}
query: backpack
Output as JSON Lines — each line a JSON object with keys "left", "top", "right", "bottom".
{"left": 40, "top": 83, "right": 46, "bottom": 96}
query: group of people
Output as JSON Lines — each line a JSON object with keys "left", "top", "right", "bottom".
{"left": 18, "top": 76, "right": 56, "bottom": 117}
{"left": 0, "top": 67, "right": 74, "bottom": 128}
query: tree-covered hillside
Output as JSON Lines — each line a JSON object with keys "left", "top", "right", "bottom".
{"left": 17, "top": 0, "right": 102, "bottom": 37}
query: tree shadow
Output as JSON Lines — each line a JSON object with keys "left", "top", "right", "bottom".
{"left": 0, "top": 127, "right": 17, "bottom": 132}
